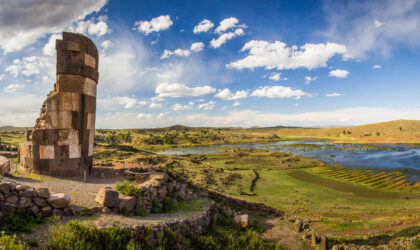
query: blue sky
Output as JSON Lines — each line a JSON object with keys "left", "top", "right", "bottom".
{"left": 0, "top": 0, "right": 419, "bottom": 128}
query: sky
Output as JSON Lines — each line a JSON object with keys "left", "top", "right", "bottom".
{"left": 0, "top": 0, "right": 420, "bottom": 128}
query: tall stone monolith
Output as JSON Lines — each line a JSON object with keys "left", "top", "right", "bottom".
{"left": 19, "top": 32, "right": 99, "bottom": 176}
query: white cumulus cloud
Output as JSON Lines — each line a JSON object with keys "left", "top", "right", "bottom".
{"left": 305, "top": 76, "right": 317, "bottom": 84}
{"left": 161, "top": 42, "right": 205, "bottom": 59}
{"left": 113, "top": 96, "right": 147, "bottom": 109}
{"left": 135, "top": 15, "right": 173, "bottom": 35}
{"left": 198, "top": 101, "right": 216, "bottom": 110}
{"left": 214, "top": 88, "right": 248, "bottom": 100}
{"left": 269, "top": 73, "right": 281, "bottom": 81}
{"left": 227, "top": 40, "right": 348, "bottom": 70}
{"left": 210, "top": 28, "right": 244, "bottom": 48}
{"left": 161, "top": 49, "right": 191, "bottom": 59}
{"left": 193, "top": 19, "right": 214, "bottom": 33}
{"left": 6, "top": 56, "right": 52, "bottom": 77}
{"left": 42, "top": 33, "right": 62, "bottom": 56}
{"left": 155, "top": 83, "right": 216, "bottom": 98}
{"left": 190, "top": 42, "right": 205, "bottom": 52}
{"left": 372, "top": 65, "right": 382, "bottom": 69}
{"left": 171, "top": 102, "right": 194, "bottom": 111}
{"left": 251, "top": 86, "right": 308, "bottom": 99}
{"left": 329, "top": 69, "right": 349, "bottom": 78}
{"left": 215, "top": 17, "right": 240, "bottom": 34}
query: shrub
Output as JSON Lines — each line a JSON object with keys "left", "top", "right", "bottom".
{"left": 0, "top": 232, "right": 25, "bottom": 250}
{"left": 115, "top": 180, "right": 140, "bottom": 197}
{"left": 162, "top": 197, "right": 176, "bottom": 213}
{"left": 151, "top": 200, "right": 161, "bottom": 214}
{"left": 0, "top": 213, "right": 44, "bottom": 235}
{"left": 47, "top": 220, "right": 135, "bottom": 250}
{"left": 157, "top": 228, "right": 188, "bottom": 249}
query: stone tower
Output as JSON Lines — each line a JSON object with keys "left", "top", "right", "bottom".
{"left": 19, "top": 32, "right": 99, "bottom": 176}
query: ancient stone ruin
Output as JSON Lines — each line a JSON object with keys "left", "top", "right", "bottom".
{"left": 19, "top": 32, "right": 99, "bottom": 176}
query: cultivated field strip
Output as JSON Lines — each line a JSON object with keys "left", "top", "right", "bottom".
{"left": 313, "top": 166, "right": 420, "bottom": 193}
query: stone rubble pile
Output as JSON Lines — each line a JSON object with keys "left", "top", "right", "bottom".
{"left": 0, "top": 181, "right": 71, "bottom": 218}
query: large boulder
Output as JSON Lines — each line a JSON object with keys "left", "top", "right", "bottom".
{"left": 37, "top": 188, "right": 50, "bottom": 199}
{"left": 95, "top": 188, "right": 119, "bottom": 208}
{"left": 47, "top": 193, "right": 70, "bottom": 209}
{"left": 0, "top": 156, "right": 10, "bottom": 175}
{"left": 118, "top": 196, "right": 136, "bottom": 212}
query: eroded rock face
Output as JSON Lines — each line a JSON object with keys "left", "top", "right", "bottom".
{"left": 0, "top": 156, "right": 10, "bottom": 175}
{"left": 19, "top": 32, "right": 99, "bottom": 177}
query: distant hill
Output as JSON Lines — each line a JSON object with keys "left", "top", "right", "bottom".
{"left": 0, "top": 126, "right": 30, "bottom": 132}
{"left": 272, "top": 119, "right": 420, "bottom": 143}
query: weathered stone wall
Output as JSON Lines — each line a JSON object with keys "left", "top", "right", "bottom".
{"left": 0, "top": 181, "right": 71, "bottom": 219}
{"left": 19, "top": 32, "right": 99, "bottom": 176}
{"left": 96, "top": 201, "right": 215, "bottom": 246}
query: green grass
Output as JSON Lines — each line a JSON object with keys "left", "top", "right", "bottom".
{"left": 169, "top": 149, "right": 420, "bottom": 235}
{"left": 115, "top": 180, "right": 140, "bottom": 197}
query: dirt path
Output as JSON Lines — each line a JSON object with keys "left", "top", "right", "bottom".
{"left": 288, "top": 170, "right": 420, "bottom": 199}
{"left": 4, "top": 168, "right": 125, "bottom": 208}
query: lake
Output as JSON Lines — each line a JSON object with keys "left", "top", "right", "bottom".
{"left": 154, "top": 141, "right": 420, "bottom": 174}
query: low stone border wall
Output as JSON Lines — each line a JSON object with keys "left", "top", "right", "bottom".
{"left": 331, "top": 235, "right": 420, "bottom": 250}
{"left": 0, "top": 181, "right": 71, "bottom": 219}
{"left": 194, "top": 186, "right": 284, "bottom": 217}
{"left": 96, "top": 201, "right": 215, "bottom": 245}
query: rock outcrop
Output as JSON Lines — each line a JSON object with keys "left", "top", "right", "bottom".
{"left": 19, "top": 32, "right": 99, "bottom": 177}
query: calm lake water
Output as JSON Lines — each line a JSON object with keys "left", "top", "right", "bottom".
{"left": 154, "top": 141, "right": 420, "bottom": 174}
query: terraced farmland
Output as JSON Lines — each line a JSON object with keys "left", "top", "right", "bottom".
{"left": 310, "top": 166, "right": 420, "bottom": 193}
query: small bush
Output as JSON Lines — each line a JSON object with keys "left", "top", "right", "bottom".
{"left": 115, "top": 180, "right": 140, "bottom": 197}
{"left": 0, "top": 232, "right": 25, "bottom": 250}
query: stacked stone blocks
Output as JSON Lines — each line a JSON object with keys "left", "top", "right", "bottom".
{"left": 19, "top": 32, "right": 98, "bottom": 176}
